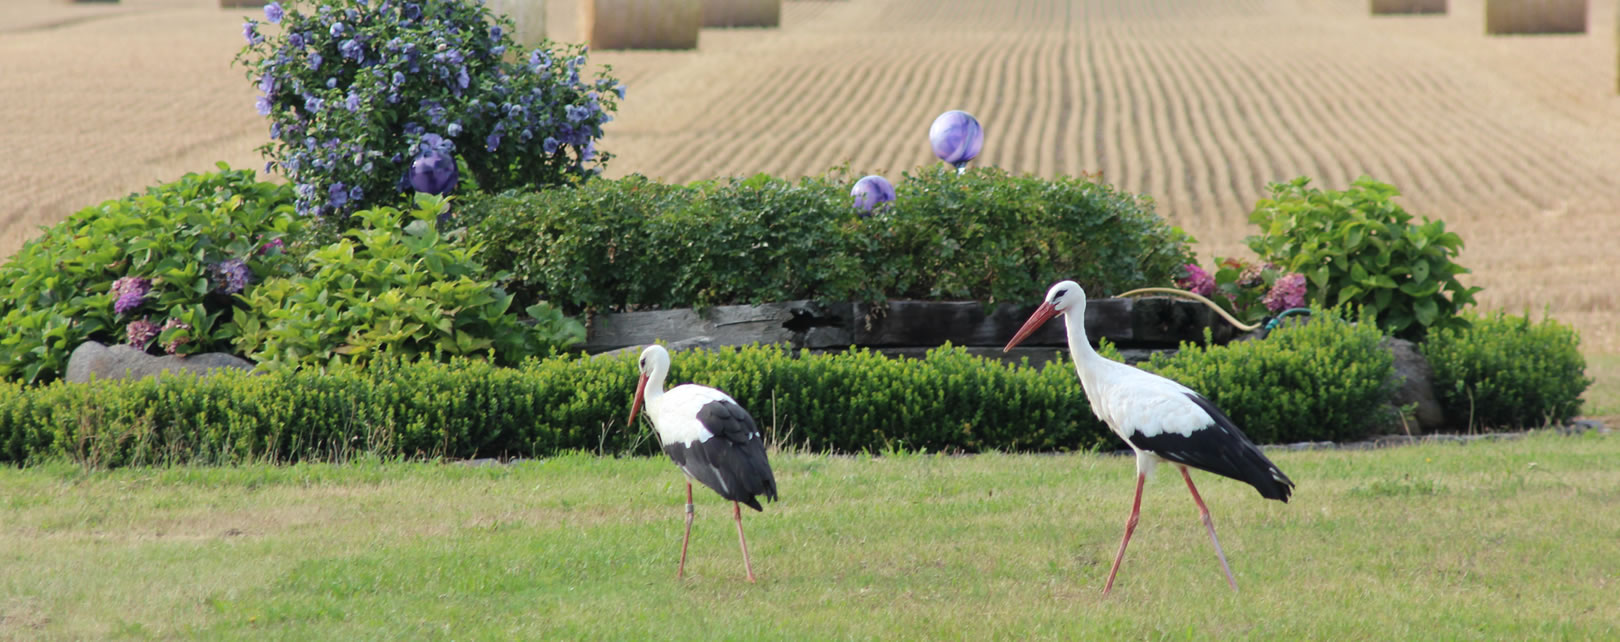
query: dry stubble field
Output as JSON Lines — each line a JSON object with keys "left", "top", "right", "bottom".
{"left": 1, "top": 0, "right": 1615, "bottom": 413}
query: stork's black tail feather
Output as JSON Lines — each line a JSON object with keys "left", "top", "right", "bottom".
{"left": 1131, "top": 394, "right": 1296, "bottom": 502}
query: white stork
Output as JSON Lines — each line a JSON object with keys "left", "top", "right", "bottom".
{"left": 1003, "top": 280, "right": 1294, "bottom": 595}
{"left": 629, "top": 344, "right": 778, "bottom": 582}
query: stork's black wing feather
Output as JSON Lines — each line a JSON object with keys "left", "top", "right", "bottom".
{"left": 664, "top": 399, "right": 778, "bottom": 511}
{"left": 1127, "top": 394, "right": 1295, "bottom": 502}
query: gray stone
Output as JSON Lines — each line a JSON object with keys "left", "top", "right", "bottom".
{"left": 64, "top": 341, "right": 255, "bottom": 384}
{"left": 1381, "top": 337, "right": 1445, "bottom": 433}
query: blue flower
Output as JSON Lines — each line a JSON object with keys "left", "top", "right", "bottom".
{"left": 615, "top": 83, "right": 626, "bottom": 100}
{"left": 404, "top": 121, "right": 424, "bottom": 135}
{"left": 420, "top": 133, "right": 453, "bottom": 155}
{"left": 485, "top": 133, "right": 501, "bottom": 152}
{"left": 403, "top": 3, "right": 421, "bottom": 20}
{"left": 330, "top": 22, "right": 345, "bottom": 37}
{"left": 255, "top": 95, "right": 272, "bottom": 116}
{"left": 211, "top": 259, "right": 252, "bottom": 295}
{"left": 303, "top": 95, "right": 323, "bottom": 113}
{"left": 447, "top": 122, "right": 461, "bottom": 137}
{"left": 258, "top": 73, "right": 277, "bottom": 94}
{"left": 264, "top": 2, "right": 284, "bottom": 24}
{"left": 345, "top": 92, "right": 361, "bottom": 112}
{"left": 288, "top": 32, "right": 306, "bottom": 49}
{"left": 529, "top": 50, "right": 551, "bottom": 71}
{"left": 325, "top": 77, "right": 337, "bottom": 89}
{"left": 490, "top": 25, "right": 502, "bottom": 40}
{"left": 542, "top": 136, "right": 559, "bottom": 154}
{"left": 456, "top": 67, "right": 470, "bottom": 89}
{"left": 308, "top": 52, "right": 323, "bottom": 70}
{"left": 392, "top": 71, "right": 406, "bottom": 86}
{"left": 242, "top": 21, "right": 263, "bottom": 45}
{"left": 348, "top": 185, "right": 364, "bottom": 203}
{"left": 340, "top": 39, "right": 362, "bottom": 60}
{"left": 329, "top": 182, "right": 349, "bottom": 208}
{"left": 270, "top": 122, "right": 281, "bottom": 139}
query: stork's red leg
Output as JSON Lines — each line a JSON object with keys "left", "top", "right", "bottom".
{"left": 1181, "top": 466, "right": 1238, "bottom": 592}
{"left": 1103, "top": 472, "right": 1146, "bottom": 596}
{"left": 677, "top": 482, "right": 694, "bottom": 580}
{"left": 733, "top": 501, "right": 757, "bottom": 583}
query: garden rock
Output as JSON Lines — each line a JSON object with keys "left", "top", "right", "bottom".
{"left": 1381, "top": 337, "right": 1445, "bottom": 432}
{"left": 64, "top": 341, "right": 255, "bottom": 383}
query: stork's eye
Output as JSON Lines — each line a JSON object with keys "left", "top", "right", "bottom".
{"left": 1053, "top": 289, "right": 1068, "bottom": 300}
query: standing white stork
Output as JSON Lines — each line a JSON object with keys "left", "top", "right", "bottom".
{"left": 629, "top": 344, "right": 778, "bottom": 582}
{"left": 1004, "top": 281, "right": 1294, "bottom": 595}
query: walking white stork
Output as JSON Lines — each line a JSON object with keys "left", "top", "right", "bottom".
{"left": 629, "top": 344, "right": 778, "bottom": 582}
{"left": 1003, "top": 280, "right": 1294, "bottom": 595}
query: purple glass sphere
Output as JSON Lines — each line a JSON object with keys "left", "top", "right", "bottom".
{"left": 851, "top": 175, "right": 896, "bottom": 214}
{"left": 928, "top": 110, "right": 984, "bottom": 169}
{"left": 409, "top": 150, "right": 458, "bottom": 195}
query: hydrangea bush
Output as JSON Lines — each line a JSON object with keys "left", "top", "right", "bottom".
{"left": 236, "top": 0, "right": 622, "bottom": 217}
{"left": 0, "top": 166, "right": 303, "bottom": 383}
{"left": 1173, "top": 258, "right": 1306, "bottom": 325}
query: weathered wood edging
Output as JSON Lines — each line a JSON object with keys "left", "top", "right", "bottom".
{"left": 584, "top": 297, "right": 1235, "bottom": 366}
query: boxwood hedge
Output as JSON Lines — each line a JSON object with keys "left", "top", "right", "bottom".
{"left": 1421, "top": 312, "right": 1590, "bottom": 430}
{"left": 1, "top": 311, "right": 1419, "bottom": 466}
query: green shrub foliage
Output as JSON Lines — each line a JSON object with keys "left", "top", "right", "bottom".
{"left": 466, "top": 167, "right": 1195, "bottom": 312}
{"left": 1246, "top": 177, "right": 1481, "bottom": 340}
{"left": 1421, "top": 312, "right": 1591, "bottom": 430}
{"left": 0, "top": 166, "right": 303, "bottom": 384}
{"left": 0, "top": 345, "right": 1115, "bottom": 466}
{"left": 1139, "top": 308, "right": 1397, "bottom": 444}
{"left": 230, "top": 195, "right": 583, "bottom": 370}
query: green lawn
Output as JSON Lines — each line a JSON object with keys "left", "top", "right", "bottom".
{"left": 2, "top": 431, "right": 1617, "bottom": 640}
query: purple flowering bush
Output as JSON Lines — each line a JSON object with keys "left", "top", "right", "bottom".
{"left": 1175, "top": 258, "right": 1308, "bottom": 325}
{"left": 0, "top": 167, "right": 304, "bottom": 383}
{"left": 236, "top": 0, "right": 622, "bottom": 218}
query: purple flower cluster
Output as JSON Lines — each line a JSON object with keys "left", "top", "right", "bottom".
{"left": 110, "top": 276, "right": 152, "bottom": 315}
{"left": 212, "top": 258, "right": 252, "bottom": 295}
{"left": 125, "top": 318, "right": 161, "bottom": 350}
{"left": 1174, "top": 264, "right": 1216, "bottom": 297}
{"left": 259, "top": 237, "right": 285, "bottom": 255}
{"left": 1263, "top": 273, "right": 1307, "bottom": 313}
{"left": 236, "top": 0, "right": 623, "bottom": 217}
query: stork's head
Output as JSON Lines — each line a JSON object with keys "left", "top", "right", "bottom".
{"left": 1003, "top": 280, "right": 1085, "bottom": 351}
{"left": 628, "top": 344, "right": 671, "bottom": 425}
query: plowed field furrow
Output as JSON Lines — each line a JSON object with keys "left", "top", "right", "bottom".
{"left": 1135, "top": 30, "right": 1217, "bottom": 221}
{"left": 1151, "top": 37, "right": 1243, "bottom": 222}
{"left": 1179, "top": 39, "right": 1271, "bottom": 219}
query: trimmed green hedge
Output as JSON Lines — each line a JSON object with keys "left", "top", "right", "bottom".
{"left": 1139, "top": 309, "right": 1398, "bottom": 444}
{"left": 464, "top": 167, "right": 1195, "bottom": 313}
{"left": 1422, "top": 312, "right": 1591, "bottom": 430}
{"left": 0, "top": 346, "right": 1112, "bottom": 467}
{"left": 0, "top": 312, "right": 1419, "bottom": 466}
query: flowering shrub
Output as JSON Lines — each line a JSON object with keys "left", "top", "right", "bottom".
{"left": 229, "top": 195, "right": 584, "bottom": 371}
{"left": 1174, "top": 258, "right": 1306, "bottom": 325}
{"left": 0, "top": 166, "right": 303, "bottom": 383}
{"left": 1246, "top": 177, "right": 1481, "bottom": 340}
{"left": 236, "top": 0, "right": 622, "bottom": 217}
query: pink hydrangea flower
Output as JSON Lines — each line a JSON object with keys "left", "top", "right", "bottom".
{"left": 126, "top": 318, "right": 161, "bottom": 350}
{"left": 1264, "top": 273, "right": 1307, "bottom": 313}
{"left": 1175, "top": 263, "right": 1216, "bottom": 297}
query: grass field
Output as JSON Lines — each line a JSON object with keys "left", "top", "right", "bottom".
{"left": 2, "top": 430, "right": 1616, "bottom": 639}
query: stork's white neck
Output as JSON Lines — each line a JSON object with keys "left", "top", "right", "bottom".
{"left": 643, "top": 361, "right": 669, "bottom": 405}
{"left": 1063, "top": 306, "right": 1108, "bottom": 380}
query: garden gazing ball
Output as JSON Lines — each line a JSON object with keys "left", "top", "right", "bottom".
{"left": 851, "top": 175, "right": 896, "bottom": 214}
{"left": 929, "top": 110, "right": 983, "bottom": 172}
{"left": 409, "top": 151, "right": 458, "bottom": 195}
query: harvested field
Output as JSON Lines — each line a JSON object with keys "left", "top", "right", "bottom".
{"left": 2, "top": 0, "right": 1617, "bottom": 408}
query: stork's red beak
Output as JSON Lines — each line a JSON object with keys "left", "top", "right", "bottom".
{"left": 628, "top": 373, "right": 649, "bottom": 426}
{"left": 1003, "top": 302, "right": 1059, "bottom": 352}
